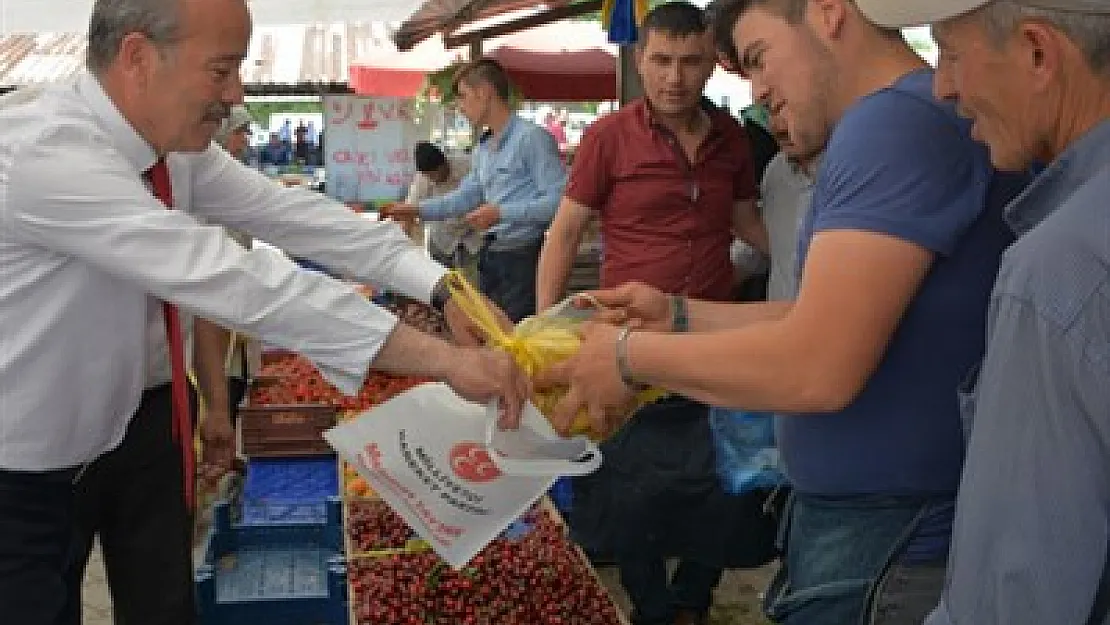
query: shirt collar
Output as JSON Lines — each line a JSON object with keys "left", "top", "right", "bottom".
{"left": 639, "top": 97, "right": 728, "bottom": 140}
{"left": 1005, "top": 118, "right": 1110, "bottom": 235}
{"left": 76, "top": 71, "right": 159, "bottom": 174}
{"left": 481, "top": 114, "right": 520, "bottom": 150}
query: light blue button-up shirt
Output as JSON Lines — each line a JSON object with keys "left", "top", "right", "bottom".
{"left": 419, "top": 115, "right": 566, "bottom": 250}
{"left": 925, "top": 119, "right": 1110, "bottom": 625}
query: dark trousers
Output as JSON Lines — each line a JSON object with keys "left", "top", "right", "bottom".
{"left": 478, "top": 240, "right": 542, "bottom": 323}
{"left": 63, "top": 384, "right": 197, "bottom": 625}
{"left": 572, "top": 398, "right": 753, "bottom": 624}
{"left": 0, "top": 465, "right": 82, "bottom": 625}
{"left": 622, "top": 557, "right": 723, "bottom": 624}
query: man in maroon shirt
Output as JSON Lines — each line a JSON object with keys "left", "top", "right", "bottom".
{"left": 536, "top": 4, "right": 768, "bottom": 624}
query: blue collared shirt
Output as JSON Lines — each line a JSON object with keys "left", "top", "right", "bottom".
{"left": 926, "top": 119, "right": 1110, "bottom": 625}
{"left": 419, "top": 115, "right": 566, "bottom": 249}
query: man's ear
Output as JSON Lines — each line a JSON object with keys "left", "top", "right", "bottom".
{"left": 811, "top": 0, "right": 849, "bottom": 41}
{"left": 1018, "top": 21, "right": 1066, "bottom": 96}
{"left": 116, "top": 32, "right": 159, "bottom": 88}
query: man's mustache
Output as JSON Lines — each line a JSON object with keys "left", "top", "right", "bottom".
{"left": 203, "top": 105, "right": 231, "bottom": 123}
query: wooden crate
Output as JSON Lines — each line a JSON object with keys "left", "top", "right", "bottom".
{"left": 239, "top": 404, "right": 337, "bottom": 458}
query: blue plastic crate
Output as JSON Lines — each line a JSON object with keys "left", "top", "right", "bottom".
{"left": 241, "top": 457, "right": 339, "bottom": 526}
{"left": 549, "top": 476, "right": 574, "bottom": 517}
{"left": 195, "top": 498, "right": 346, "bottom": 625}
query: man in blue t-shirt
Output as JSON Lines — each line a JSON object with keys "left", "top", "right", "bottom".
{"left": 539, "top": 1, "right": 1030, "bottom": 624}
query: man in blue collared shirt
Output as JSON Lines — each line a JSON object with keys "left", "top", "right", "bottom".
{"left": 387, "top": 59, "right": 566, "bottom": 321}
{"left": 859, "top": 1, "right": 1110, "bottom": 624}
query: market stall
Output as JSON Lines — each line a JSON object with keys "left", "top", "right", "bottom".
{"left": 194, "top": 297, "right": 630, "bottom": 625}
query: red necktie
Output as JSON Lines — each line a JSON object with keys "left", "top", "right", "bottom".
{"left": 145, "top": 159, "right": 195, "bottom": 509}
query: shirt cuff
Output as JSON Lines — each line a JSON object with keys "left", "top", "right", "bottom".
{"left": 419, "top": 198, "right": 455, "bottom": 221}
{"left": 387, "top": 247, "right": 450, "bottom": 304}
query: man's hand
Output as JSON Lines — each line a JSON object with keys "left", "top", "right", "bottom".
{"left": 577, "top": 282, "right": 673, "bottom": 332}
{"left": 442, "top": 347, "right": 531, "bottom": 429}
{"left": 536, "top": 322, "right": 638, "bottom": 438}
{"left": 379, "top": 202, "right": 421, "bottom": 220}
{"left": 199, "top": 409, "right": 236, "bottom": 485}
{"left": 464, "top": 203, "right": 501, "bottom": 231}
{"left": 442, "top": 295, "right": 513, "bottom": 347}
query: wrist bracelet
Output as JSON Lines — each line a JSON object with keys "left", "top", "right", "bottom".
{"left": 670, "top": 295, "right": 689, "bottom": 332}
{"left": 615, "top": 326, "right": 649, "bottom": 390}
{"left": 430, "top": 276, "right": 451, "bottom": 314}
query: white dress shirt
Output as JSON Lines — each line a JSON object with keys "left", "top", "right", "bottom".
{"left": 0, "top": 73, "right": 446, "bottom": 470}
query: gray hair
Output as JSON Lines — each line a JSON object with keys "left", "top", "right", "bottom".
{"left": 86, "top": 0, "right": 183, "bottom": 74}
{"left": 978, "top": 0, "right": 1110, "bottom": 74}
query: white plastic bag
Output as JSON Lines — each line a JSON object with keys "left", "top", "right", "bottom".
{"left": 323, "top": 382, "right": 600, "bottom": 568}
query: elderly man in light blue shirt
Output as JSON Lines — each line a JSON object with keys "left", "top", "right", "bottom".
{"left": 387, "top": 59, "right": 566, "bottom": 322}
{"left": 859, "top": 1, "right": 1110, "bottom": 624}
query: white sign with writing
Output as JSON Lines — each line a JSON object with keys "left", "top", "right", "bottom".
{"left": 322, "top": 95, "right": 428, "bottom": 203}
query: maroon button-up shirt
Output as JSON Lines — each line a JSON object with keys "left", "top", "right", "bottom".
{"left": 565, "top": 99, "right": 757, "bottom": 302}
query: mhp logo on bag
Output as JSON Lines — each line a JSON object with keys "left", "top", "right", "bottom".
{"left": 707, "top": 408, "right": 786, "bottom": 495}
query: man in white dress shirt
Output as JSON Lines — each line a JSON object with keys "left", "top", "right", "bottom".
{"left": 0, "top": 0, "right": 527, "bottom": 623}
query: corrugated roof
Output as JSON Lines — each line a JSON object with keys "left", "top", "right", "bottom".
{"left": 394, "top": 0, "right": 583, "bottom": 51}
{"left": 0, "top": 33, "right": 86, "bottom": 86}
{"left": 0, "top": 23, "right": 413, "bottom": 90}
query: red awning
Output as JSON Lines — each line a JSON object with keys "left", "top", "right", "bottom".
{"left": 347, "top": 67, "right": 430, "bottom": 98}
{"left": 487, "top": 47, "right": 615, "bottom": 101}
{"left": 349, "top": 20, "right": 616, "bottom": 102}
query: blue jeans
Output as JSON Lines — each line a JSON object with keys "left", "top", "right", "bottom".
{"left": 478, "top": 241, "right": 541, "bottom": 323}
{"left": 763, "top": 493, "right": 951, "bottom": 625}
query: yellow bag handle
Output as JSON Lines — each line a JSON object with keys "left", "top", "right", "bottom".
{"left": 444, "top": 271, "right": 514, "bottom": 349}
{"left": 444, "top": 271, "right": 575, "bottom": 376}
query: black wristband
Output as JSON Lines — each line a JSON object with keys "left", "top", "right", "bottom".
{"left": 430, "top": 276, "right": 451, "bottom": 314}
{"left": 670, "top": 295, "right": 689, "bottom": 332}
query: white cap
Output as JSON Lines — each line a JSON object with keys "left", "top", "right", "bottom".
{"left": 857, "top": 0, "right": 1110, "bottom": 28}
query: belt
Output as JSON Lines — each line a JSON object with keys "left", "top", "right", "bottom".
{"left": 0, "top": 464, "right": 85, "bottom": 485}
{"left": 481, "top": 232, "right": 542, "bottom": 252}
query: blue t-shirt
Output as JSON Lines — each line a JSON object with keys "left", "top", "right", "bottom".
{"left": 779, "top": 70, "right": 1026, "bottom": 497}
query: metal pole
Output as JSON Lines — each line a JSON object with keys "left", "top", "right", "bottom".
{"left": 617, "top": 45, "right": 643, "bottom": 106}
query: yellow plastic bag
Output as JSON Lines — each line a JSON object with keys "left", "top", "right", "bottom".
{"left": 444, "top": 272, "right": 665, "bottom": 440}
